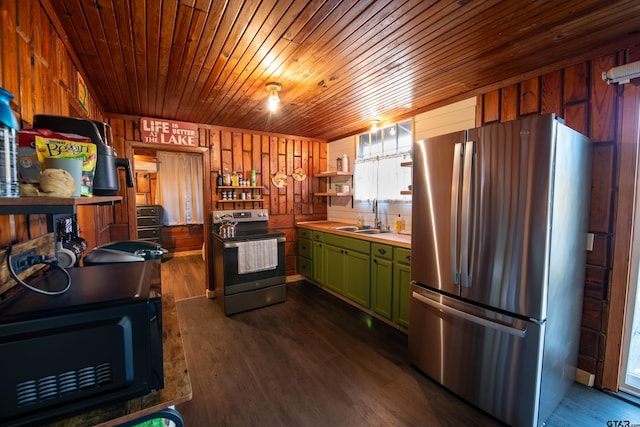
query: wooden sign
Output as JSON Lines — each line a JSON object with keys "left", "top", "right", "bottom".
{"left": 140, "top": 117, "right": 199, "bottom": 146}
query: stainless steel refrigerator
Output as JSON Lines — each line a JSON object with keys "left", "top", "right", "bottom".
{"left": 409, "top": 114, "right": 592, "bottom": 427}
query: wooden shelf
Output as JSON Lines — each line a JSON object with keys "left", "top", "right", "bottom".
{"left": 314, "top": 192, "right": 353, "bottom": 197}
{"left": 217, "top": 199, "right": 264, "bottom": 203}
{"left": 0, "top": 196, "right": 122, "bottom": 215}
{"left": 314, "top": 171, "right": 353, "bottom": 178}
{"left": 400, "top": 190, "right": 412, "bottom": 195}
{"left": 400, "top": 161, "right": 413, "bottom": 167}
{"left": 216, "top": 185, "right": 263, "bottom": 189}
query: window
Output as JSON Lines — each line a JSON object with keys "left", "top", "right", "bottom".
{"left": 354, "top": 119, "right": 412, "bottom": 202}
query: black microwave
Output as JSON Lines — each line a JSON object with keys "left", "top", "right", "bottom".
{"left": 0, "top": 261, "right": 163, "bottom": 427}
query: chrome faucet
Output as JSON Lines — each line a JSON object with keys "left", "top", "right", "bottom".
{"left": 373, "top": 199, "right": 382, "bottom": 230}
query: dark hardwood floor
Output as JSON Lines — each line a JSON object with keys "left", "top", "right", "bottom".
{"left": 161, "top": 254, "right": 208, "bottom": 300}
{"left": 165, "top": 256, "right": 640, "bottom": 426}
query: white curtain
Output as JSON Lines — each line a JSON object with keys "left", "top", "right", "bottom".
{"left": 156, "top": 152, "right": 204, "bottom": 225}
{"left": 354, "top": 152, "right": 412, "bottom": 203}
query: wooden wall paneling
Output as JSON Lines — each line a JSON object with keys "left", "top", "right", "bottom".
{"left": 232, "top": 132, "right": 242, "bottom": 173}
{"left": 482, "top": 90, "right": 500, "bottom": 123}
{"left": 16, "top": 0, "right": 33, "bottom": 42}
{"left": 32, "top": 51, "right": 45, "bottom": 118}
{"left": 251, "top": 134, "right": 261, "bottom": 186}
{"left": 286, "top": 138, "right": 294, "bottom": 214}
{"left": 2, "top": 0, "right": 20, "bottom": 100}
{"left": 579, "top": 327, "right": 600, "bottom": 368}
{"left": 242, "top": 133, "right": 251, "bottom": 152}
{"left": 220, "top": 146, "right": 232, "bottom": 178}
{"left": 541, "top": 70, "right": 563, "bottom": 116}
{"left": 221, "top": 129, "right": 232, "bottom": 150}
{"left": 590, "top": 55, "right": 617, "bottom": 142}
{"left": 269, "top": 136, "right": 278, "bottom": 214}
{"left": 17, "top": 34, "right": 33, "bottom": 124}
{"left": 262, "top": 152, "right": 270, "bottom": 211}
{"left": 563, "top": 102, "right": 589, "bottom": 137}
{"left": 242, "top": 149, "right": 252, "bottom": 182}
{"left": 602, "top": 81, "right": 640, "bottom": 391}
{"left": 110, "top": 118, "right": 129, "bottom": 224}
{"left": 588, "top": 142, "right": 615, "bottom": 233}
{"left": 301, "top": 139, "right": 309, "bottom": 210}
{"left": 474, "top": 95, "right": 483, "bottom": 127}
{"left": 500, "top": 84, "right": 518, "bottom": 122}
{"left": 564, "top": 62, "right": 590, "bottom": 104}
{"left": 584, "top": 265, "right": 609, "bottom": 300}
{"left": 56, "top": 37, "right": 68, "bottom": 89}
{"left": 586, "top": 233, "right": 611, "bottom": 267}
{"left": 137, "top": 173, "right": 151, "bottom": 193}
{"left": 210, "top": 128, "right": 221, "bottom": 171}
{"left": 582, "top": 298, "right": 603, "bottom": 331}
{"left": 519, "top": 77, "right": 540, "bottom": 116}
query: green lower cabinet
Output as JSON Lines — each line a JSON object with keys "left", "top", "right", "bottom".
{"left": 371, "top": 243, "right": 394, "bottom": 319}
{"left": 298, "top": 236, "right": 312, "bottom": 279}
{"left": 371, "top": 256, "right": 393, "bottom": 319}
{"left": 393, "top": 247, "right": 412, "bottom": 328}
{"left": 323, "top": 234, "right": 371, "bottom": 308}
{"left": 312, "top": 240, "right": 325, "bottom": 284}
{"left": 324, "top": 243, "right": 345, "bottom": 294}
{"left": 343, "top": 249, "right": 371, "bottom": 307}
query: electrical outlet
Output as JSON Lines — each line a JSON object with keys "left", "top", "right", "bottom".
{"left": 10, "top": 248, "right": 37, "bottom": 274}
{"left": 1, "top": 233, "right": 55, "bottom": 296}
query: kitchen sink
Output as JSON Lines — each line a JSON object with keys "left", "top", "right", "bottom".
{"left": 332, "top": 225, "right": 359, "bottom": 232}
{"left": 353, "top": 228, "right": 390, "bottom": 234}
{"left": 332, "top": 225, "right": 390, "bottom": 234}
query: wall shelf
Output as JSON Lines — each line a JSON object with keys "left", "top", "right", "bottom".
{"left": 0, "top": 196, "right": 123, "bottom": 233}
{"left": 314, "top": 172, "right": 353, "bottom": 208}
{"left": 215, "top": 186, "right": 263, "bottom": 205}
{"left": 315, "top": 171, "right": 353, "bottom": 178}
{"left": 0, "top": 196, "right": 122, "bottom": 215}
{"left": 314, "top": 192, "right": 353, "bottom": 197}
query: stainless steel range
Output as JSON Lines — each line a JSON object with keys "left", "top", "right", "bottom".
{"left": 211, "top": 209, "right": 286, "bottom": 315}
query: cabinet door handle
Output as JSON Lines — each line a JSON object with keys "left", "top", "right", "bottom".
{"left": 378, "top": 248, "right": 386, "bottom": 255}
{"left": 374, "top": 259, "right": 378, "bottom": 264}
{"left": 406, "top": 255, "right": 411, "bottom": 262}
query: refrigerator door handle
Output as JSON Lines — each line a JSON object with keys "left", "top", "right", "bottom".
{"left": 411, "top": 291, "right": 527, "bottom": 338}
{"left": 460, "top": 141, "right": 475, "bottom": 288}
{"left": 450, "top": 142, "right": 463, "bottom": 285}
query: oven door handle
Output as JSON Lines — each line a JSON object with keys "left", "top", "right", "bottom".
{"left": 223, "top": 236, "right": 285, "bottom": 248}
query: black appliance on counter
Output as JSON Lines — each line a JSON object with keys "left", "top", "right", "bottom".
{"left": 32, "top": 115, "right": 134, "bottom": 196}
{"left": 211, "top": 209, "right": 286, "bottom": 315}
{"left": 0, "top": 261, "right": 163, "bottom": 427}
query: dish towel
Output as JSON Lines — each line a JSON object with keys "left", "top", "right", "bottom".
{"left": 237, "top": 239, "right": 278, "bottom": 274}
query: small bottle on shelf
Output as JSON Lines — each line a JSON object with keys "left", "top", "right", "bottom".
{"left": 250, "top": 169, "right": 257, "bottom": 186}
{"left": 395, "top": 214, "right": 402, "bottom": 233}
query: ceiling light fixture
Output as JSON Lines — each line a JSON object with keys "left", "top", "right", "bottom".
{"left": 371, "top": 119, "right": 380, "bottom": 132}
{"left": 266, "top": 82, "right": 282, "bottom": 113}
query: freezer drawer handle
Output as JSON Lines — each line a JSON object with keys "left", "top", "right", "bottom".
{"left": 411, "top": 291, "right": 527, "bottom": 338}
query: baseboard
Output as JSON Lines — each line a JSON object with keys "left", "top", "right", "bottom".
{"left": 206, "top": 289, "right": 216, "bottom": 299}
{"left": 575, "top": 368, "right": 595, "bottom": 387}
{"left": 286, "top": 274, "right": 304, "bottom": 282}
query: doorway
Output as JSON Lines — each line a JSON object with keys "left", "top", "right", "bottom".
{"left": 125, "top": 141, "right": 211, "bottom": 295}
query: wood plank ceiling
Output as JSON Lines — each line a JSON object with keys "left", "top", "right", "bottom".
{"left": 45, "top": 0, "right": 640, "bottom": 141}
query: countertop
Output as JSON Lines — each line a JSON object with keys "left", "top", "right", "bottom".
{"left": 46, "top": 293, "right": 192, "bottom": 427}
{"left": 297, "top": 221, "right": 411, "bottom": 249}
